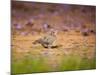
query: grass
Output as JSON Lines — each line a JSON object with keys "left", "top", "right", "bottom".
{"left": 59, "top": 55, "right": 81, "bottom": 71}
{"left": 11, "top": 52, "right": 96, "bottom": 75}
{"left": 58, "top": 55, "right": 96, "bottom": 71}
{"left": 11, "top": 54, "right": 51, "bottom": 74}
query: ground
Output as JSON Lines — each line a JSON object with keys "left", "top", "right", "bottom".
{"left": 11, "top": 31, "right": 96, "bottom": 74}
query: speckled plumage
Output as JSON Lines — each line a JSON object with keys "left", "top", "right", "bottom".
{"left": 33, "top": 30, "right": 57, "bottom": 48}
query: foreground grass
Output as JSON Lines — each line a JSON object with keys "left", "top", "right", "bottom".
{"left": 59, "top": 55, "right": 96, "bottom": 71}
{"left": 11, "top": 55, "right": 51, "bottom": 74}
{"left": 11, "top": 53, "right": 96, "bottom": 75}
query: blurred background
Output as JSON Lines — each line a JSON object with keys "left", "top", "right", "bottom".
{"left": 11, "top": 1, "right": 96, "bottom": 36}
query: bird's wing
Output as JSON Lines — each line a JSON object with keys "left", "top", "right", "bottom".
{"left": 42, "top": 35, "right": 56, "bottom": 44}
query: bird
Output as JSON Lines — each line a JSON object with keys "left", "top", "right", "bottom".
{"left": 32, "top": 29, "right": 57, "bottom": 48}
